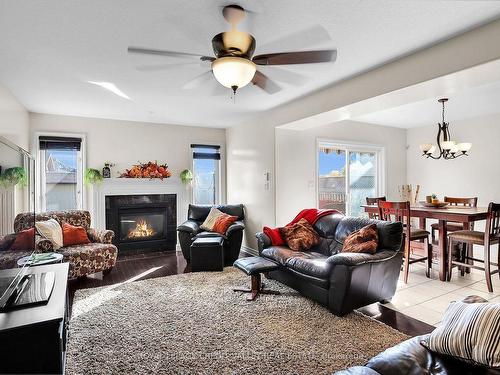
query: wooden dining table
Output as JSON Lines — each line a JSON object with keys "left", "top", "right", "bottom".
{"left": 362, "top": 204, "right": 489, "bottom": 281}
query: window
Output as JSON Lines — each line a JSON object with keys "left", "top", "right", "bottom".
{"left": 39, "top": 136, "right": 83, "bottom": 211}
{"left": 191, "top": 144, "right": 221, "bottom": 205}
{"left": 317, "top": 141, "right": 384, "bottom": 217}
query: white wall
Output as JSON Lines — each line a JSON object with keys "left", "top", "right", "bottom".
{"left": 407, "top": 113, "right": 500, "bottom": 207}
{"left": 29, "top": 112, "right": 226, "bottom": 217}
{"left": 0, "top": 83, "right": 29, "bottom": 150}
{"left": 226, "top": 121, "right": 275, "bottom": 251}
{"left": 276, "top": 121, "right": 407, "bottom": 225}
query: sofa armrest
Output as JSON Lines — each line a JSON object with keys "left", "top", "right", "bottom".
{"left": 36, "top": 237, "right": 54, "bottom": 252}
{"left": 326, "top": 250, "right": 399, "bottom": 267}
{"left": 226, "top": 221, "right": 244, "bottom": 236}
{"left": 255, "top": 232, "right": 271, "bottom": 253}
{"left": 87, "top": 228, "right": 115, "bottom": 244}
{"left": 177, "top": 220, "right": 201, "bottom": 236}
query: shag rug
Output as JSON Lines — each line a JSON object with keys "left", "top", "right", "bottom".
{"left": 67, "top": 268, "right": 408, "bottom": 375}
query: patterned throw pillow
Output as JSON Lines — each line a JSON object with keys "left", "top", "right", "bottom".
{"left": 341, "top": 224, "right": 378, "bottom": 254}
{"left": 422, "top": 300, "right": 500, "bottom": 368}
{"left": 279, "top": 218, "right": 320, "bottom": 251}
{"left": 36, "top": 218, "right": 63, "bottom": 250}
{"left": 200, "top": 207, "right": 237, "bottom": 234}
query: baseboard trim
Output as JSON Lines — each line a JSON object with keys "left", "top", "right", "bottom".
{"left": 241, "top": 245, "right": 258, "bottom": 256}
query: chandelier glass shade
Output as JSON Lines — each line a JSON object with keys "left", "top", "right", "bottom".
{"left": 212, "top": 56, "right": 256, "bottom": 90}
{"left": 420, "top": 98, "right": 471, "bottom": 160}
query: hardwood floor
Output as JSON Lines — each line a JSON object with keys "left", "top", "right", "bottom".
{"left": 68, "top": 250, "right": 433, "bottom": 336}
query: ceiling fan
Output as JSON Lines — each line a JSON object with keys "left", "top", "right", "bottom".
{"left": 128, "top": 4, "right": 337, "bottom": 96}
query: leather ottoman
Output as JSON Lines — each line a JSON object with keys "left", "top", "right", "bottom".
{"left": 233, "top": 256, "right": 280, "bottom": 301}
{"left": 190, "top": 237, "right": 224, "bottom": 272}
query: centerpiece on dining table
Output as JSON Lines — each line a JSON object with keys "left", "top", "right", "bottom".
{"left": 420, "top": 193, "right": 449, "bottom": 208}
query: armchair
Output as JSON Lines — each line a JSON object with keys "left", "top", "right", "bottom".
{"left": 177, "top": 204, "right": 245, "bottom": 266}
{"left": 9, "top": 210, "right": 118, "bottom": 279}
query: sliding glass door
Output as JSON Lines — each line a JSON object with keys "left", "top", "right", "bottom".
{"left": 318, "top": 141, "right": 384, "bottom": 216}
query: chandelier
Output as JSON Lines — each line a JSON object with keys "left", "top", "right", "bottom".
{"left": 419, "top": 98, "right": 471, "bottom": 160}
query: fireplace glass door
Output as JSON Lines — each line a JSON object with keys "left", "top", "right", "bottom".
{"left": 119, "top": 211, "right": 165, "bottom": 242}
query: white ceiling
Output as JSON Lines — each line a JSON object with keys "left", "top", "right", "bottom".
{"left": 354, "top": 80, "right": 500, "bottom": 128}
{"left": 1, "top": 1, "right": 500, "bottom": 128}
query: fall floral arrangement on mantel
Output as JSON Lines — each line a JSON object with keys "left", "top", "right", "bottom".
{"left": 119, "top": 161, "right": 172, "bottom": 180}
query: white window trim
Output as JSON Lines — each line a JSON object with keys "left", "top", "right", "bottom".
{"left": 190, "top": 141, "right": 225, "bottom": 205}
{"left": 32, "top": 131, "right": 87, "bottom": 212}
{"left": 315, "top": 138, "right": 386, "bottom": 214}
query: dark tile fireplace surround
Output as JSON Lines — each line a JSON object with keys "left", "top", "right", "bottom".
{"left": 105, "top": 194, "right": 177, "bottom": 255}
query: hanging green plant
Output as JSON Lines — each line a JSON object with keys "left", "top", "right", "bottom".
{"left": 180, "top": 169, "right": 193, "bottom": 184}
{"left": 84, "top": 168, "right": 104, "bottom": 185}
{"left": 0, "top": 167, "right": 27, "bottom": 187}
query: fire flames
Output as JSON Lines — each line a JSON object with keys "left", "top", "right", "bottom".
{"left": 127, "top": 218, "right": 156, "bottom": 239}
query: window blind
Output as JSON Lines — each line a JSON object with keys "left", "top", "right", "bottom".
{"left": 191, "top": 144, "right": 220, "bottom": 160}
{"left": 39, "top": 136, "right": 82, "bottom": 151}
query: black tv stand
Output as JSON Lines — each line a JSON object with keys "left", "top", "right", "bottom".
{"left": 0, "top": 263, "right": 69, "bottom": 374}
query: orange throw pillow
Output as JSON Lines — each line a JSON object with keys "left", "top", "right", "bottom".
{"left": 279, "top": 218, "right": 320, "bottom": 251}
{"left": 10, "top": 227, "right": 35, "bottom": 251}
{"left": 212, "top": 214, "right": 238, "bottom": 234}
{"left": 341, "top": 224, "right": 378, "bottom": 254}
{"left": 62, "top": 223, "right": 90, "bottom": 246}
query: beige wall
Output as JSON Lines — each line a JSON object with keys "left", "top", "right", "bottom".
{"left": 226, "top": 121, "right": 275, "bottom": 250}
{"left": 29, "top": 112, "right": 226, "bottom": 215}
{"left": 276, "top": 121, "right": 407, "bottom": 226}
{"left": 0, "top": 83, "right": 29, "bottom": 150}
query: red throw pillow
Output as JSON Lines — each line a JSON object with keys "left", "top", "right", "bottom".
{"left": 62, "top": 223, "right": 90, "bottom": 246}
{"left": 212, "top": 214, "right": 238, "bottom": 234}
{"left": 341, "top": 224, "right": 378, "bottom": 254}
{"left": 9, "top": 228, "right": 35, "bottom": 251}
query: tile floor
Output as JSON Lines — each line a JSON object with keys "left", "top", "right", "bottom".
{"left": 385, "top": 263, "right": 500, "bottom": 326}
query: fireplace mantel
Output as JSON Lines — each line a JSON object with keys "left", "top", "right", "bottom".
{"left": 89, "top": 177, "right": 188, "bottom": 230}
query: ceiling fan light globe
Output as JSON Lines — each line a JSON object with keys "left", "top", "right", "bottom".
{"left": 457, "top": 142, "right": 472, "bottom": 152}
{"left": 441, "top": 141, "right": 456, "bottom": 151}
{"left": 212, "top": 57, "right": 256, "bottom": 89}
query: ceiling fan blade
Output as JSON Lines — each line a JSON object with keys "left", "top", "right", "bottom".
{"left": 182, "top": 71, "right": 215, "bottom": 90}
{"left": 253, "top": 50, "right": 337, "bottom": 66}
{"left": 135, "top": 57, "right": 214, "bottom": 72}
{"left": 135, "top": 62, "right": 200, "bottom": 72}
{"left": 251, "top": 71, "right": 281, "bottom": 94}
{"left": 259, "top": 66, "right": 308, "bottom": 86}
{"left": 128, "top": 47, "right": 213, "bottom": 61}
{"left": 257, "top": 25, "right": 331, "bottom": 54}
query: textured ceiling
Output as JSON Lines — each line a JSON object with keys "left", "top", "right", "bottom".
{"left": 1, "top": 0, "right": 500, "bottom": 127}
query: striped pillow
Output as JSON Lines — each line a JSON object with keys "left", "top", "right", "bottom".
{"left": 422, "top": 300, "right": 500, "bottom": 367}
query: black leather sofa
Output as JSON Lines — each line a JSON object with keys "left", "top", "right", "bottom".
{"left": 177, "top": 204, "right": 245, "bottom": 266}
{"left": 256, "top": 213, "right": 404, "bottom": 316}
{"left": 335, "top": 333, "right": 499, "bottom": 375}
{"left": 336, "top": 296, "right": 498, "bottom": 375}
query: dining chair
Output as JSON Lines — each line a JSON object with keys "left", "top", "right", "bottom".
{"left": 366, "top": 196, "right": 386, "bottom": 219}
{"left": 447, "top": 202, "right": 500, "bottom": 292}
{"left": 378, "top": 200, "right": 432, "bottom": 283}
{"left": 431, "top": 196, "right": 478, "bottom": 241}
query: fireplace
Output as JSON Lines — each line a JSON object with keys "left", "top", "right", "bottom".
{"left": 105, "top": 194, "right": 176, "bottom": 255}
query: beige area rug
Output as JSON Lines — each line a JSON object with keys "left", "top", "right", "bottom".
{"left": 67, "top": 268, "right": 408, "bottom": 375}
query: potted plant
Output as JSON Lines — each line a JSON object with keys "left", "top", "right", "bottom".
{"left": 84, "top": 168, "right": 104, "bottom": 185}
{"left": 180, "top": 169, "right": 193, "bottom": 184}
{"left": 0, "top": 167, "right": 27, "bottom": 188}
{"left": 431, "top": 194, "right": 439, "bottom": 204}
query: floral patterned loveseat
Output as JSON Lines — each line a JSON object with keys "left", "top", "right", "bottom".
{"left": 0, "top": 210, "right": 118, "bottom": 279}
